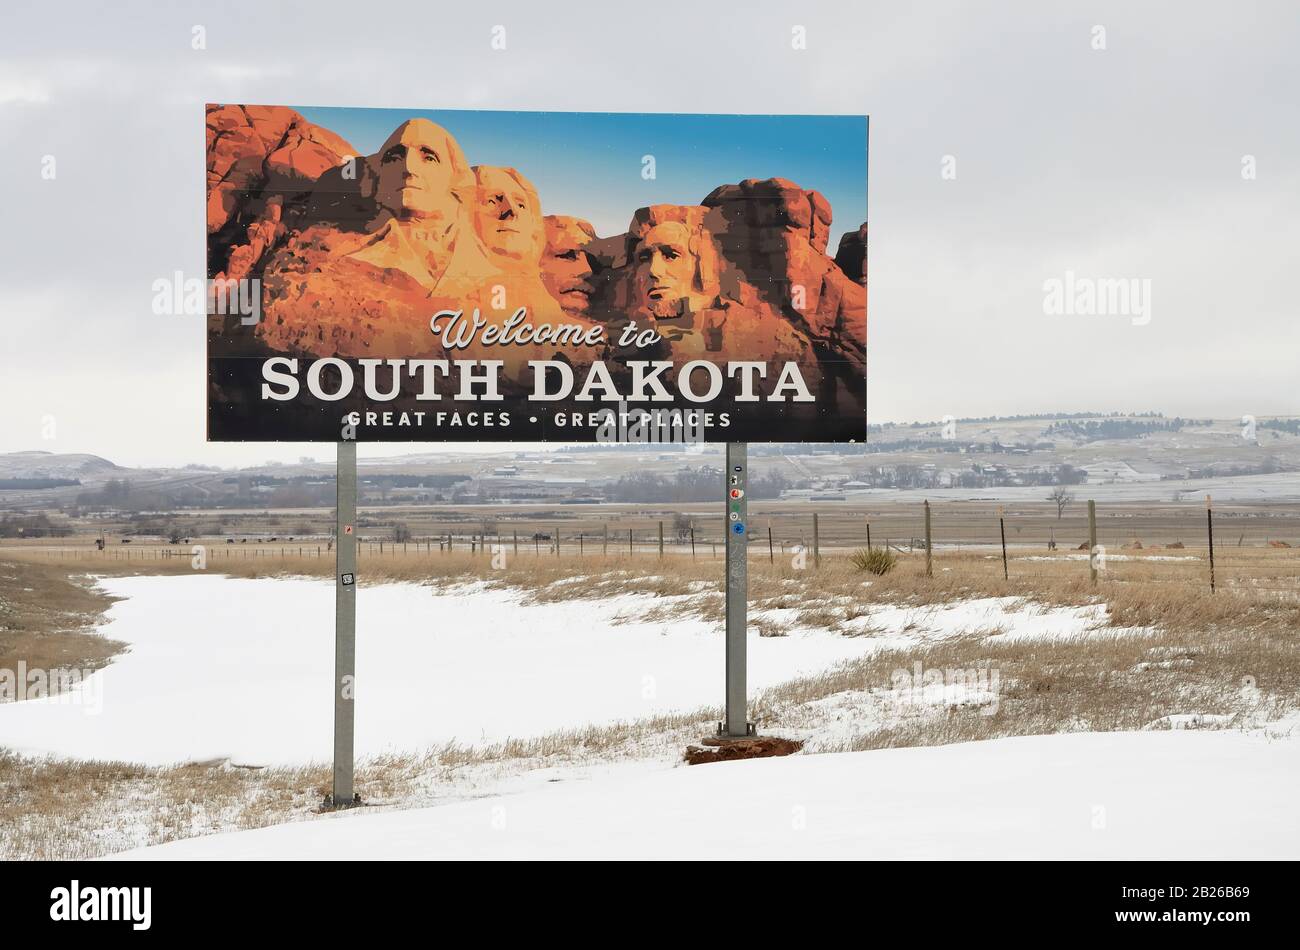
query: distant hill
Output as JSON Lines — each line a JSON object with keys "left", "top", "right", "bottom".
{"left": 0, "top": 451, "right": 121, "bottom": 479}
{"left": 2, "top": 411, "right": 1299, "bottom": 509}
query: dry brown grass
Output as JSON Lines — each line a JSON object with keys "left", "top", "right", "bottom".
{"left": 0, "top": 559, "right": 125, "bottom": 696}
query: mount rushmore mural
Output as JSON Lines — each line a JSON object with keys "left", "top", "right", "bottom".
{"left": 205, "top": 104, "right": 867, "bottom": 442}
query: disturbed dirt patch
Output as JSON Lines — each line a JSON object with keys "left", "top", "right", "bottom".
{"left": 683, "top": 735, "right": 803, "bottom": 765}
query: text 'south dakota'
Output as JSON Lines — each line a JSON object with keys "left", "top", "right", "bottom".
{"left": 260, "top": 357, "right": 816, "bottom": 404}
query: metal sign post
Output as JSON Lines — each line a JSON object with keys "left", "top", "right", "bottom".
{"left": 331, "top": 439, "right": 357, "bottom": 806}
{"left": 722, "top": 442, "right": 754, "bottom": 737}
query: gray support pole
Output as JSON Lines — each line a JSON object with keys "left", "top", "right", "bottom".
{"left": 723, "top": 442, "right": 751, "bottom": 737}
{"left": 333, "top": 439, "right": 357, "bottom": 806}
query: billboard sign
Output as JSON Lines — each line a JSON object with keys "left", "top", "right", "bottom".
{"left": 206, "top": 105, "right": 867, "bottom": 443}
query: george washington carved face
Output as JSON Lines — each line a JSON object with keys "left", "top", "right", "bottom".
{"left": 472, "top": 165, "right": 544, "bottom": 267}
{"left": 541, "top": 215, "right": 598, "bottom": 317}
{"left": 369, "top": 119, "right": 467, "bottom": 223}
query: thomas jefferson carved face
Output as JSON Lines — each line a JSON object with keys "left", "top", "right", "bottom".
{"left": 472, "top": 166, "right": 543, "bottom": 266}
{"left": 541, "top": 216, "right": 598, "bottom": 317}
{"left": 371, "top": 119, "right": 463, "bottom": 223}
{"left": 634, "top": 221, "right": 698, "bottom": 319}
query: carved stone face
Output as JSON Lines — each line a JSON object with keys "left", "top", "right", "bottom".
{"left": 541, "top": 216, "right": 597, "bottom": 317}
{"left": 634, "top": 221, "right": 697, "bottom": 318}
{"left": 371, "top": 119, "right": 461, "bottom": 222}
{"left": 473, "top": 166, "right": 543, "bottom": 265}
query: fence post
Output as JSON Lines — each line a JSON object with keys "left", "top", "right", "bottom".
{"left": 998, "top": 505, "right": 1008, "bottom": 581}
{"left": 513, "top": 530, "right": 518, "bottom": 554}
{"left": 924, "top": 500, "right": 932, "bottom": 578}
{"left": 690, "top": 525, "right": 696, "bottom": 559}
{"left": 1206, "top": 494, "right": 1216, "bottom": 593}
{"left": 813, "top": 512, "right": 820, "bottom": 568}
{"left": 629, "top": 528, "right": 633, "bottom": 556}
{"left": 658, "top": 521, "right": 664, "bottom": 558}
{"left": 1088, "top": 499, "right": 1098, "bottom": 584}
{"left": 768, "top": 523, "right": 774, "bottom": 563}
{"left": 866, "top": 519, "right": 872, "bottom": 551}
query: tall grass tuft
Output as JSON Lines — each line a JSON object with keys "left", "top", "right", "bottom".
{"left": 850, "top": 547, "right": 897, "bottom": 575}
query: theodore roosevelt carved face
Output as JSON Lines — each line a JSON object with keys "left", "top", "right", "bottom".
{"left": 541, "top": 215, "right": 598, "bottom": 317}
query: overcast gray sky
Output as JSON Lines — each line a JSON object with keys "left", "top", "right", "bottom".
{"left": 1, "top": 0, "right": 1296, "bottom": 467}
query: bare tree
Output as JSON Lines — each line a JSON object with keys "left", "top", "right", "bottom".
{"left": 1048, "top": 487, "right": 1075, "bottom": 520}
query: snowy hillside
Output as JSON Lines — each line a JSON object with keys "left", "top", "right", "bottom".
{"left": 116, "top": 730, "right": 1300, "bottom": 860}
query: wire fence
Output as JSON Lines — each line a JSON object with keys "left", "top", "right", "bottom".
{"left": 4, "top": 498, "right": 1298, "bottom": 597}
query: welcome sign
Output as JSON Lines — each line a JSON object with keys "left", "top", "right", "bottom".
{"left": 206, "top": 105, "right": 867, "bottom": 443}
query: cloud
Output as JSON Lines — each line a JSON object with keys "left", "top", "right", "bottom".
{"left": 2, "top": 0, "right": 1298, "bottom": 466}
{"left": 0, "top": 77, "right": 51, "bottom": 105}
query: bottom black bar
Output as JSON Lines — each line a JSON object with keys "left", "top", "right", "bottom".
{"left": 2, "top": 860, "right": 1290, "bottom": 937}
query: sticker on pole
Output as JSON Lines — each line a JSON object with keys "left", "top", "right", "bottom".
{"left": 729, "top": 488, "right": 744, "bottom": 499}
{"left": 732, "top": 523, "right": 746, "bottom": 535}
{"left": 344, "top": 525, "right": 353, "bottom": 535}
{"left": 341, "top": 572, "right": 355, "bottom": 586}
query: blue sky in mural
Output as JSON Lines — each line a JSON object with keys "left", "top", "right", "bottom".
{"left": 296, "top": 106, "right": 868, "bottom": 239}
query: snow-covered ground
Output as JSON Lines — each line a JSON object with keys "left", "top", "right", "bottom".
{"left": 835, "top": 472, "right": 1300, "bottom": 504}
{"left": 0, "top": 578, "right": 1145, "bottom": 768}
{"left": 0, "top": 575, "right": 878, "bottom": 765}
{"left": 4, "top": 574, "right": 1294, "bottom": 860}
{"left": 1017, "top": 554, "right": 1199, "bottom": 562}
{"left": 113, "top": 730, "right": 1300, "bottom": 860}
